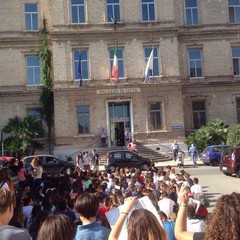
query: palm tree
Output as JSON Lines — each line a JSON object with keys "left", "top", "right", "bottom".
{"left": 3, "top": 116, "right": 45, "bottom": 158}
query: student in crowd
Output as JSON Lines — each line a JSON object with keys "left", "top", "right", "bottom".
{"left": 31, "top": 156, "right": 43, "bottom": 189}
{"left": 190, "top": 178, "right": 203, "bottom": 195}
{"left": 186, "top": 205, "right": 205, "bottom": 233}
{"left": 175, "top": 185, "right": 240, "bottom": 240}
{"left": 74, "top": 193, "right": 110, "bottom": 240}
{"left": 0, "top": 167, "right": 11, "bottom": 191}
{"left": 75, "top": 152, "right": 83, "bottom": 171}
{"left": 0, "top": 189, "right": 31, "bottom": 240}
{"left": 0, "top": 167, "right": 15, "bottom": 192}
{"left": 36, "top": 214, "right": 76, "bottom": 240}
{"left": 82, "top": 152, "right": 91, "bottom": 171}
{"left": 91, "top": 149, "right": 100, "bottom": 171}
{"left": 159, "top": 210, "right": 176, "bottom": 240}
{"left": 158, "top": 192, "right": 177, "bottom": 217}
{"left": 108, "top": 196, "right": 168, "bottom": 240}
{"left": 17, "top": 161, "right": 27, "bottom": 190}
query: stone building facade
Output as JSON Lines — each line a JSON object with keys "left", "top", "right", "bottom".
{"left": 1, "top": 0, "right": 240, "bottom": 155}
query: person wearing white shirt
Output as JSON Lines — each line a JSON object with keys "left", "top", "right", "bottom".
{"left": 158, "top": 192, "right": 177, "bottom": 217}
{"left": 83, "top": 151, "right": 91, "bottom": 171}
{"left": 187, "top": 205, "right": 206, "bottom": 232}
{"left": 190, "top": 178, "right": 203, "bottom": 195}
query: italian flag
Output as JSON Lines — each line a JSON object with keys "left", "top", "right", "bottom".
{"left": 111, "top": 47, "right": 119, "bottom": 81}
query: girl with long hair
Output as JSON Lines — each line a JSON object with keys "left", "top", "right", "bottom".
{"left": 108, "top": 196, "right": 168, "bottom": 240}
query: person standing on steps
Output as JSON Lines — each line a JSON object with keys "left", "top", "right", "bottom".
{"left": 127, "top": 139, "right": 137, "bottom": 152}
{"left": 99, "top": 128, "right": 108, "bottom": 147}
{"left": 124, "top": 128, "right": 131, "bottom": 146}
{"left": 171, "top": 140, "right": 179, "bottom": 161}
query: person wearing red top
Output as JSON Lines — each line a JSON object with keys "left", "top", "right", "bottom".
{"left": 98, "top": 196, "right": 111, "bottom": 218}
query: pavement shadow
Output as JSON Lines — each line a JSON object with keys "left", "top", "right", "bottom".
{"left": 205, "top": 192, "right": 222, "bottom": 198}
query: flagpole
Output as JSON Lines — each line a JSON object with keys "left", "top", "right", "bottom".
{"left": 78, "top": 51, "right": 82, "bottom": 87}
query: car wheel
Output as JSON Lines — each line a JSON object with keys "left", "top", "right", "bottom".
{"left": 141, "top": 164, "right": 149, "bottom": 171}
{"left": 210, "top": 159, "right": 218, "bottom": 166}
{"left": 236, "top": 168, "right": 240, "bottom": 178}
{"left": 223, "top": 172, "right": 231, "bottom": 176}
{"left": 64, "top": 167, "right": 73, "bottom": 175}
{"left": 109, "top": 166, "right": 116, "bottom": 173}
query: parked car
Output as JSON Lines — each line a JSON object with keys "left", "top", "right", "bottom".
{"left": 200, "top": 145, "right": 230, "bottom": 166}
{"left": 220, "top": 146, "right": 240, "bottom": 178}
{"left": 105, "top": 150, "right": 152, "bottom": 173}
{"left": 0, "top": 156, "right": 16, "bottom": 167}
{"left": 0, "top": 165, "right": 20, "bottom": 190}
{"left": 22, "top": 155, "right": 75, "bottom": 176}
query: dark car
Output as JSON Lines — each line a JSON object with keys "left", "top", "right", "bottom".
{"left": 200, "top": 145, "right": 230, "bottom": 166}
{"left": 220, "top": 146, "right": 240, "bottom": 178}
{"left": 105, "top": 150, "right": 152, "bottom": 173}
{"left": 22, "top": 155, "right": 75, "bottom": 176}
{"left": 0, "top": 165, "right": 20, "bottom": 190}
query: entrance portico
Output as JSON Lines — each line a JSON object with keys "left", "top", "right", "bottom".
{"left": 107, "top": 100, "right": 133, "bottom": 147}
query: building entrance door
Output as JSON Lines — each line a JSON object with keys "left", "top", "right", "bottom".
{"left": 108, "top": 102, "right": 131, "bottom": 147}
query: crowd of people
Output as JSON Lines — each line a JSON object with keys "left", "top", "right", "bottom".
{"left": 0, "top": 147, "right": 240, "bottom": 240}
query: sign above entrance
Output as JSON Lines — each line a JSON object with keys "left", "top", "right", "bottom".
{"left": 96, "top": 88, "right": 140, "bottom": 95}
{"left": 171, "top": 125, "right": 183, "bottom": 130}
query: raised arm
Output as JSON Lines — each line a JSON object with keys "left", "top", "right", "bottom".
{"left": 175, "top": 185, "right": 195, "bottom": 240}
{"left": 108, "top": 197, "right": 137, "bottom": 240}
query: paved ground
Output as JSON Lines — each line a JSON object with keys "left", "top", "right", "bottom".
{"left": 154, "top": 155, "right": 196, "bottom": 168}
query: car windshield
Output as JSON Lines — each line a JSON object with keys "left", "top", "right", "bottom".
{"left": 126, "top": 152, "right": 137, "bottom": 159}
{"left": 203, "top": 147, "right": 210, "bottom": 153}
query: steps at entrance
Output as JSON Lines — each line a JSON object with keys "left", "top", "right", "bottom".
{"left": 97, "top": 143, "right": 172, "bottom": 166}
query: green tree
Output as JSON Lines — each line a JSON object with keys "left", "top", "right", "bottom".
{"left": 3, "top": 116, "right": 45, "bottom": 157}
{"left": 39, "top": 17, "right": 54, "bottom": 154}
{"left": 186, "top": 118, "right": 229, "bottom": 151}
{"left": 227, "top": 124, "right": 240, "bottom": 146}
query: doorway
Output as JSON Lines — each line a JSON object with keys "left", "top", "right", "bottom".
{"left": 108, "top": 102, "right": 131, "bottom": 147}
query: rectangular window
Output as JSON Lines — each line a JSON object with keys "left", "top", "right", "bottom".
{"left": 109, "top": 48, "right": 124, "bottom": 78}
{"left": 232, "top": 48, "right": 240, "bottom": 75}
{"left": 188, "top": 49, "right": 203, "bottom": 78}
{"left": 77, "top": 105, "right": 90, "bottom": 134}
{"left": 74, "top": 50, "right": 89, "bottom": 81}
{"left": 236, "top": 98, "right": 240, "bottom": 123}
{"left": 228, "top": 0, "right": 240, "bottom": 23}
{"left": 26, "top": 56, "right": 41, "bottom": 85}
{"left": 149, "top": 101, "right": 162, "bottom": 130}
{"left": 106, "top": 0, "right": 120, "bottom": 22}
{"left": 144, "top": 47, "right": 160, "bottom": 77}
{"left": 71, "top": 0, "right": 85, "bottom": 23}
{"left": 27, "top": 108, "right": 42, "bottom": 127}
{"left": 192, "top": 101, "right": 206, "bottom": 129}
{"left": 24, "top": 3, "right": 38, "bottom": 31}
{"left": 142, "top": 0, "right": 155, "bottom": 22}
{"left": 185, "top": 0, "right": 199, "bottom": 25}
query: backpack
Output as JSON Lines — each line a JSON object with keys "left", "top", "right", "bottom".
{"left": 195, "top": 193, "right": 210, "bottom": 208}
